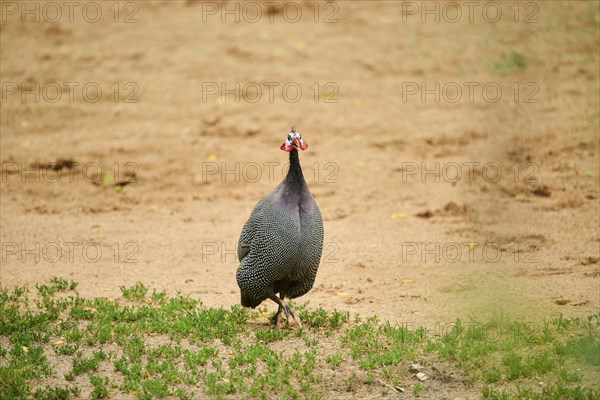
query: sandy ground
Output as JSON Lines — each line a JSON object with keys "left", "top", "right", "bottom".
{"left": 1, "top": 1, "right": 599, "bottom": 332}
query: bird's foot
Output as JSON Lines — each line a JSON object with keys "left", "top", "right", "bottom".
{"left": 284, "top": 304, "right": 303, "bottom": 329}
{"left": 271, "top": 307, "right": 285, "bottom": 328}
{"left": 274, "top": 320, "right": 286, "bottom": 329}
{"left": 270, "top": 303, "right": 303, "bottom": 329}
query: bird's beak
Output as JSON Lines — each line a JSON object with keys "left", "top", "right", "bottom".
{"left": 280, "top": 137, "right": 308, "bottom": 152}
{"left": 294, "top": 138, "right": 308, "bottom": 150}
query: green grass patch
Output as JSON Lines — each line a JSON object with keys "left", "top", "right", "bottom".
{"left": 32, "top": 385, "right": 80, "bottom": 400}
{"left": 492, "top": 50, "right": 527, "bottom": 73}
{"left": 1, "top": 279, "right": 598, "bottom": 399}
{"left": 119, "top": 282, "right": 148, "bottom": 301}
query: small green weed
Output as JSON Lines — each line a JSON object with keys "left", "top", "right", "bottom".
{"left": 492, "top": 50, "right": 527, "bottom": 73}
{"left": 119, "top": 282, "right": 148, "bottom": 301}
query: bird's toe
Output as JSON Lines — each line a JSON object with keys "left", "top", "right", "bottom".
{"left": 271, "top": 310, "right": 284, "bottom": 326}
{"left": 283, "top": 304, "right": 303, "bottom": 328}
{"left": 292, "top": 315, "right": 303, "bottom": 328}
{"left": 275, "top": 320, "right": 286, "bottom": 329}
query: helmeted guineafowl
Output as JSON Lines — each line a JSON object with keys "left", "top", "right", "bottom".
{"left": 236, "top": 127, "right": 324, "bottom": 327}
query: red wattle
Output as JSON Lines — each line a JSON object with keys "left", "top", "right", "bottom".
{"left": 280, "top": 143, "right": 293, "bottom": 152}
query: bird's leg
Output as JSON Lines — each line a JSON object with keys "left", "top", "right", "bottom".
{"left": 270, "top": 291, "right": 285, "bottom": 327}
{"left": 267, "top": 293, "right": 302, "bottom": 328}
{"left": 271, "top": 304, "right": 284, "bottom": 327}
{"left": 267, "top": 293, "right": 286, "bottom": 328}
{"left": 283, "top": 303, "right": 303, "bottom": 328}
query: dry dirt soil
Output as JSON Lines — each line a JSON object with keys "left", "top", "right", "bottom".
{"left": 1, "top": 0, "right": 599, "bottom": 341}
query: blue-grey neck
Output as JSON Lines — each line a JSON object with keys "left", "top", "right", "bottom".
{"left": 285, "top": 148, "right": 306, "bottom": 189}
{"left": 280, "top": 148, "right": 311, "bottom": 210}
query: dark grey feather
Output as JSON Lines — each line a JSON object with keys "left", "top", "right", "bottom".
{"left": 236, "top": 146, "right": 324, "bottom": 309}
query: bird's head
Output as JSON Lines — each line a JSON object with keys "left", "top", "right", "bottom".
{"left": 280, "top": 126, "right": 308, "bottom": 152}
{"left": 236, "top": 269, "right": 264, "bottom": 309}
{"left": 240, "top": 292, "right": 262, "bottom": 309}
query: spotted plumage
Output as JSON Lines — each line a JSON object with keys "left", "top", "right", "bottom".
{"left": 236, "top": 127, "right": 324, "bottom": 327}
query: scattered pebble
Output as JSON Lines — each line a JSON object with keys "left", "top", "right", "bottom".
{"left": 394, "top": 386, "right": 405, "bottom": 393}
{"left": 409, "top": 363, "right": 424, "bottom": 372}
{"left": 416, "top": 372, "right": 428, "bottom": 381}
